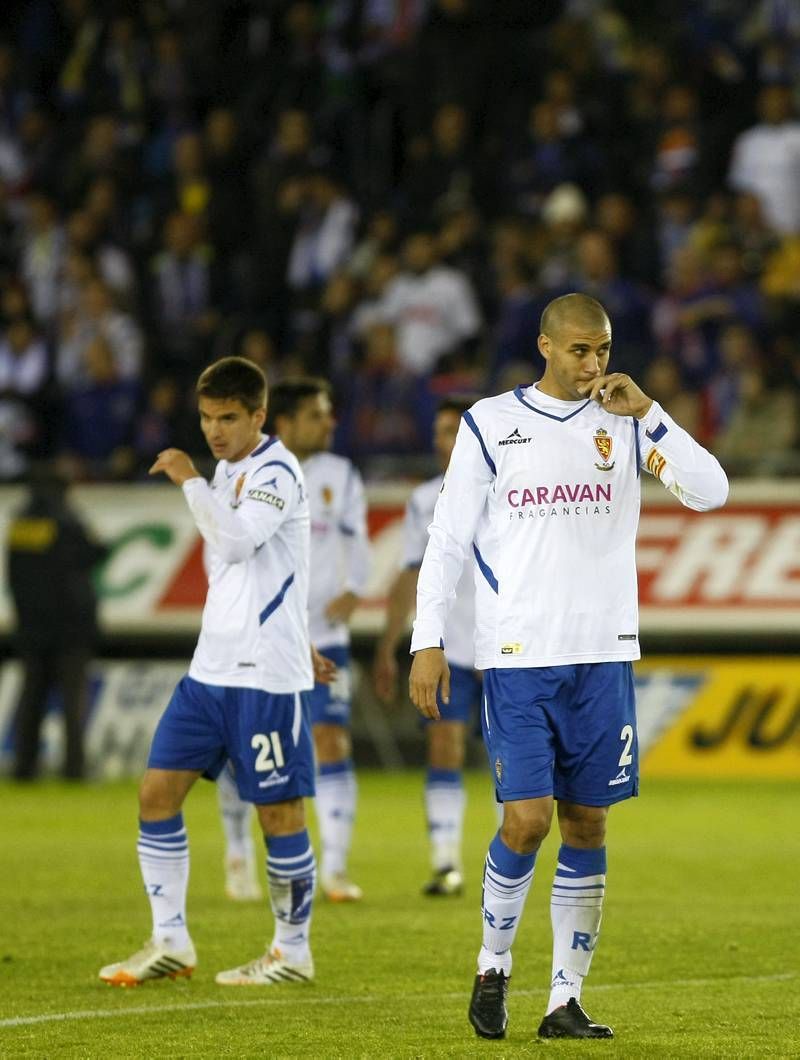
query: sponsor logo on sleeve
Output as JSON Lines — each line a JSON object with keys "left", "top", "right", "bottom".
{"left": 246, "top": 488, "right": 285, "bottom": 509}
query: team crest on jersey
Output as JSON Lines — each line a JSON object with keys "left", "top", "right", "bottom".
{"left": 231, "top": 473, "right": 247, "bottom": 507}
{"left": 494, "top": 757, "right": 503, "bottom": 783}
{"left": 322, "top": 485, "right": 333, "bottom": 505}
{"left": 593, "top": 428, "right": 615, "bottom": 471}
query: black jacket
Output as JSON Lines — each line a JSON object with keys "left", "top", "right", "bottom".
{"left": 7, "top": 493, "right": 107, "bottom": 648}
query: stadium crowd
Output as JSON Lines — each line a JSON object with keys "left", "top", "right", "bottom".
{"left": 0, "top": 0, "right": 799, "bottom": 481}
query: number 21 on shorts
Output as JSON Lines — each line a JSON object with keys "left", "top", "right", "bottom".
{"left": 252, "top": 731, "right": 285, "bottom": 771}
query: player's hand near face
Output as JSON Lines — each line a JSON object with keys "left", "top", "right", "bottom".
{"left": 577, "top": 374, "right": 653, "bottom": 419}
{"left": 324, "top": 591, "right": 360, "bottom": 625}
{"left": 149, "top": 449, "right": 202, "bottom": 486}
{"left": 409, "top": 646, "right": 450, "bottom": 721}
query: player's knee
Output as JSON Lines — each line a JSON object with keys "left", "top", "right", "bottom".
{"left": 257, "top": 797, "right": 305, "bottom": 837}
{"left": 427, "top": 721, "right": 466, "bottom": 770}
{"left": 558, "top": 803, "right": 608, "bottom": 846}
{"left": 138, "top": 773, "right": 182, "bottom": 819}
{"left": 501, "top": 806, "right": 551, "bottom": 853}
{"left": 314, "top": 723, "right": 350, "bottom": 763}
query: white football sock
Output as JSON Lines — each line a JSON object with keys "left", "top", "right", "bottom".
{"left": 547, "top": 844, "right": 606, "bottom": 1012}
{"left": 138, "top": 814, "right": 191, "bottom": 950}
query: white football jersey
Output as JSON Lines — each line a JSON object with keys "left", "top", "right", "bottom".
{"left": 411, "top": 385, "right": 728, "bottom": 669}
{"left": 303, "top": 451, "right": 370, "bottom": 649}
{"left": 404, "top": 474, "right": 475, "bottom": 670}
{"left": 184, "top": 434, "right": 313, "bottom": 693}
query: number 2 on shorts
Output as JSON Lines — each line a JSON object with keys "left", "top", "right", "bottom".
{"left": 252, "top": 731, "right": 285, "bottom": 771}
{"left": 618, "top": 724, "right": 634, "bottom": 767}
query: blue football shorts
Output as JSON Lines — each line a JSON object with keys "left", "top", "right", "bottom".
{"left": 307, "top": 646, "right": 351, "bottom": 726}
{"left": 482, "top": 662, "right": 638, "bottom": 806}
{"left": 148, "top": 675, "right": 315, "bottom": 804}
{"left": 425, "top": 662, "right": 483, "bottom": 726}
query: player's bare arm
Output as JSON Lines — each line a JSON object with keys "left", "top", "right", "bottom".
{"left": 149, "top": 448, "right": 202, "bottom": 486}
{"left": 311, "top": 644, "right": 338, "bottom": 685}
{"left": 409, "top": 646, "right": 450, "bottom": 721}
{"left": 374, "top": 567, "right": 419, "bottom": 704}
{"left": 324, "top": 591, "right": 360, "bottom": 624}
{"left": 577, "top": 373, "right": 653, "bottom": 418}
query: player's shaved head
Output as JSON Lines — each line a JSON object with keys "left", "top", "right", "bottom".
{"left": 540, "top": 293, "right": 610, "bottom": 340}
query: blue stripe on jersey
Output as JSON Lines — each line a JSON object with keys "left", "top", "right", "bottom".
{"left": 633, "top": 417, "right": 641, "bottom": 478}
{"left": 253, "top": 459, "right": 297, "bottom": 482}
{"left": 463, "top": 411, "right": 497, "bottom": 476}
{"left": 472, "top": 543, "right": 498, "bottom": 593}
{"left": 338, "top": 523, "right": 355, "bottom": 536}
{"left": 513, "top": 385, "right": 591, "bottom": 422}
{"left": 259, "top": 572, "right": 296, "bottom": 625}
{"left": 251, "top": 436, "right": 278, "bottom": 459}
{"left": 647, "top": 421, "right": 668, "bottom": 442}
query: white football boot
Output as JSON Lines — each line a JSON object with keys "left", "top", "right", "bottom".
{"left": 215, "top": 947, "right": 314, "bottom": 985}
{"left": 99, "top": 938, "right": 197, "bottom": 986}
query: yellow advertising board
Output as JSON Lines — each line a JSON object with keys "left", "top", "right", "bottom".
{"left": 637, "top": 657, "right": 800, "bottom": 779}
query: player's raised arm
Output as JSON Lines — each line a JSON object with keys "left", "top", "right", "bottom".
{"left": 578, "top": 373, "right": 729, "bottom": 512}
{"left": 181, "top": 463, "right": 299, "bottom": 563}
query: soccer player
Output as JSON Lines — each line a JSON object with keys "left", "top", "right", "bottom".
{"left": 99, "top": 357, "right": 320, "bottom": 987}
{"left": 409, "top": 294, "right": 729, "bottom": 1040}
{"left": 217, "top": 377, "right": 369, "bottom": 902}
{"left": 374, "top": 397, "right": 481, "bottom": 897}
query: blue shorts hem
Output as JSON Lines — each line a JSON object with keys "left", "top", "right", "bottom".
{"left": 554, "top": 780, "right": 639, "bottom": 807}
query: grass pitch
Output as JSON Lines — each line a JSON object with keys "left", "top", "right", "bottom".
{"left": 0, "top": 771, "right": 798, "bottom": 1058}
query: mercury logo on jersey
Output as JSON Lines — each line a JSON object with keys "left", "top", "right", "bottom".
{"left": 498, "top": 427, "right": 533, "bottom": 445}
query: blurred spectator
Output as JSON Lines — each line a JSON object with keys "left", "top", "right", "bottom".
{"left": 402, "top": 103, "right": 482, "bottom": 222}
{"left": 377, "top": 230, "right": 481, "bottom": 375}
{"left": 535, "top": 183, "right": 589, "bottom": 291}
{"left": 57, "top": 277, "right": 143, "bottom": 387}
{"left": 64, "top": 209, "right": 135, "bottom": 305}
{"left": 594, "top": 192, "right": 660, "bottom": 287}
{"left": 0, "top": 315, "right": 49, "bottom": 477}
{"left": 641, "top": 353, "right": 701, "bottom": 437}
{"left": 712, "top": 361, "right": 798, "bottom": 475}
{"left": 649, "top": 83, "right": 706, "bottom": 194}
{"left": 147, "top": 211, "right": 219, "bottom": 379}
{"left": 570, "top": 229, "right": 653, "bottom": 377}
{"left": 728, "top": 83, "right": 800, "bottom": 235}
{"left": 59, "top": 334, "right": 139, "bottom": 480}
{"left": 348, "top": 209, "right": 399, "bottom": 280}
{"left": 6, "top": 463, "right": 107, "bottom": 779}
{"left": 287, "top": 169, "right": 358, "bottom": 294}
{"left": 338, "top": 322, "right": 425, "bottom": 457}
{"left": 62, "top": 113, "right": 130, "bottom": 211}
{"left": 237, "top": 327, "right": 280, "bottom": 384}
{"left": 730, "top": 192, "right": 780, "bottom": 280}
{"left": 487, "top": 259, "right": 541, "bottom": 386}
{"left": 19, "top": 190, "right": 64, "bottom": 325}
{"left": 505, "top": 101, "right": 594, "bottom": 217}
{"left": 133, "top": 376, "right": 181, "bottom": 474}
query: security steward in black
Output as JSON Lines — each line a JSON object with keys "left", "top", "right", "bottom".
{"left": 7, "top": 465, "right": 107, "bottom": 780}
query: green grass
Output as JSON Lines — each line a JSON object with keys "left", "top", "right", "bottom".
{"left": 0, "top": 772, "right": 798, "bottom": 1058}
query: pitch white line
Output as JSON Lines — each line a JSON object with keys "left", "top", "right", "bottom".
{"left": 0, "top": 973, "right": 794, "bottom": 1029}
